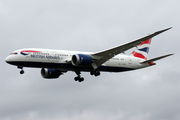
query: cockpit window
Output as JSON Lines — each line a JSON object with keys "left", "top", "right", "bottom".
{"left": 10, "top": 52, "right": 18, "bottom": 55}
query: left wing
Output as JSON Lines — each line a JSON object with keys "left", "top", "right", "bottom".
{"left": 91, "top": 27, "right": 172, "bottom": 69}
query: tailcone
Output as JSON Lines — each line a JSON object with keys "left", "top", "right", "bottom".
{"left": 148, "top": 61, "right": 156, "bottom": 66}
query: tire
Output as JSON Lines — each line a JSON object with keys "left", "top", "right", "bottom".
{"left": 74, "top": 77, "right": 78, "bottom": 81}
{"left": 20, "top": 70, "right": 24, "bottom": 74}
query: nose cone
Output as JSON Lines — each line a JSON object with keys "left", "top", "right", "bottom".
{"left": 5, "top": 56, "right": 11, "bottom": 63}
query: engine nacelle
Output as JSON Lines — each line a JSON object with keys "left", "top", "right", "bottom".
{"left": 71, "top": 54, "right": 93, "bottom": 67}
{"left": 41, "top": 68, "right": 62, "bottom": 79}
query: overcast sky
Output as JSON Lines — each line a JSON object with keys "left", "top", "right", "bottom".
{"left": 1, "top": 0, "right": 180, "bottom": 120}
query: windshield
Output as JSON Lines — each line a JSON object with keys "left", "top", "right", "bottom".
{"left": 10, "top": 52, "right": 18, "bottom": 55}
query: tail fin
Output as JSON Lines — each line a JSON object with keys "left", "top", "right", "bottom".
{"left": 130, "top": 38, "right": 152, "bottom": 60}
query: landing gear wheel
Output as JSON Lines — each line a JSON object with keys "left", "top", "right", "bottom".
{"left": 74, "top": 77, "right": 79, "bottom": 81}
{"left": 20, "top": 70, "right": 24, "bottom": 74}
{"left": 74, "top": 76, "right": 84, "bottom": 82}
{"left": 90, "top": 71, "right": 94, "bottom": 75}
{"left": 18, "top": 66, "right": 24, "bottom": 74}
{"left": 90, "top": 71, "right": 100, "bottom": 76}
{"left": 78, "top": 77, "right": 84, "bottom": 82}
{"left": 74, "top": 71, "right": 85, "bottom": 82}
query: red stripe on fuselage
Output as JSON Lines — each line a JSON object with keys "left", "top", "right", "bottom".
{"left": 21, "top": 50, "right": 41, "bottom": 53}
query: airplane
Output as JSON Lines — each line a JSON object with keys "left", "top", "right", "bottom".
{"left": 5, "top": 28, "right": 173, "bottom": 82}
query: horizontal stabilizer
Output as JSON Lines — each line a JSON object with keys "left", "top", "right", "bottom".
{"left": 140, "top": 54, "right": 174, "bottom": 64}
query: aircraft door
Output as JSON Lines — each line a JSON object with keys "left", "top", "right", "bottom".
{"left": 128, "top": 57, "right": 132, "bottom": 67}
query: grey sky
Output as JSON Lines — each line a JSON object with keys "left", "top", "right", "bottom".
{"left": 1, "top": 0, "right": 179, "bottom": 120}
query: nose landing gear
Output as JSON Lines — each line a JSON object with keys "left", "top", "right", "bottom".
{"left": 18, "top": 66, "right": 24, "bottom": 74}
{"left": 20, "top": 70, "right": 24, "bottom": 74}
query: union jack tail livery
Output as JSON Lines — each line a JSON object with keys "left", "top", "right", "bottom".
{"left": 131, "top": 38, "right": 152, "bottom": 60}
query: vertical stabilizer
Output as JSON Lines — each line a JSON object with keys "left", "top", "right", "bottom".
{"left": 131, "top": 38, "right": 152, "bottom": 60}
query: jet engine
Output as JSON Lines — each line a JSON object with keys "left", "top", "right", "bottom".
{"left": 41, "top": 68, "right": 62, "bottom": 79}
{"left": 71, "top": 54, "right": 93, "bottom": 67}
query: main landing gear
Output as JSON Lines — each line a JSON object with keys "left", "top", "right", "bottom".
{"left": 74, "top": 71, "right": 84, "bottom": 82}
{"left": 74, "top": 70, "right": 101, "bottom": 82}
{"left": 90, "top": 71, "right": 100, "bottom": 77}
{"left": 18, "top": 66, "right": 24, "bottom": 74}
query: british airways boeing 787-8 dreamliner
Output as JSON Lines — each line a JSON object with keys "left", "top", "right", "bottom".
{"left": 5, "top": 28, "right": 173, "bottom": 82}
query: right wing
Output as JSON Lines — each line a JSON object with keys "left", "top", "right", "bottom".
{"left": 91, "top": 27, "right": 172, "bottom": 69}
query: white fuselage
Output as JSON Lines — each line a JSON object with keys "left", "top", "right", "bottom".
{"left": 5, "top": 48, "right": 150, "bottom": 72}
